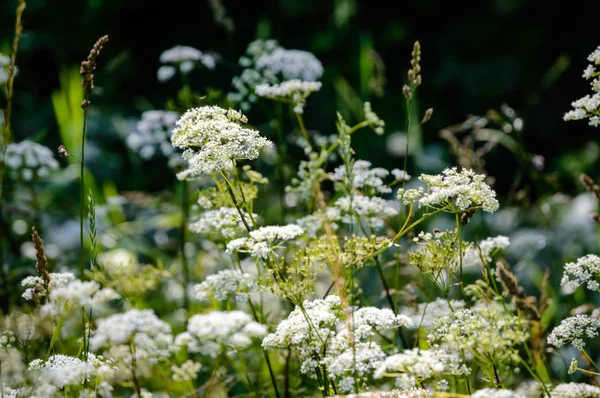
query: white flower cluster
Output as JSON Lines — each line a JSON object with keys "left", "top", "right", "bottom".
{"left": 428, "top": 304, "right": 529, "bottom": 367}
{"left": 255, "top": 80, "right": 322, "bottom": 113}
{"left": 171, "top": 106, "right": 272, "bottom": 176}
{"left": 374, "top": 348, "right": 468, "bottom": 382}
{"left": 402, "top": 298, "right": 466, "bottom": 329}
{"left": 551, "top": 382, "right": 600, "bottom": 397}
{"left": 4, "top": 140, "right": 59, "bottom": 182}
{"left": 195, "top": 269, "right": 257, "bottom": 302}
{"left": 364, "top": 102, "right": 385, "bottom": 135}
{"left": 564, "top": 45, "right": 600, "bottom": 127}
{"left": 331, "top": 160, "right": 392, "bottom": 195}
{"left": 97, "top": 248, "right": 139, "bottom": 277}
{"left": 127, "top": 110, "right": 180, "bottom": 163}
{"left": 175, "top": 310, "right": 267, "bottom": 358}
{"left": 471, "top": 389, "right": 525, "bottom": 398}
{"left": 229, "top": 40, "right": 323, "bottom": 111}
{"left": 157, "top": 45, "right": 216, "bottom": 82}
{"left": 226, "top": 224, "right": 304, "bottom": 258}
{"left": 171, "top": 360, "right": 201, "bottom": 382}
{"left": 462, "top": 235, "right": 510, "bottom": 267}
{"left": 263, "top": 295, "right": 412, "bottom": 391}
{"left": 296, "top": 209, "right": 340, "bottom": 238}
{"left": 40, "top": 279, "right": 120, "bottom": 319}
{"left": 189, "top": 206, "right": 255, "bottom": 240}
{"left": 90, "top": 309, "right": 174, "bottom": 363}
{"left": 21, "top": 272, "right": 75, "bottom": 301}
{"left": 26, "top": 354, "right": 116, "bottom": 396}
{"left": 560, "top": 254, "right": 600, "bottom": 292}
{"left": 334, "top": 195, "right": 398, "bottom": 229}
{"left": 547, "top": 314, "right": 600, "bottom": 350}
{"left": 398, "top": 168, "right": 499, "bottom": 213}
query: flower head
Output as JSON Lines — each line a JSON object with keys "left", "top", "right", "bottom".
{"left": 547, "top": 315, "right": 600, "bottom": 350}
{"left": 560, "top": 254, "right": 600, "bottom": 292}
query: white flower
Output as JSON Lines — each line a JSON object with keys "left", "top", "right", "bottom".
{"left": 391, "top": 169, "right": 411, "bottom": 181}
{"left": 90, "top": 309, "right": 174, "bottom": 363}
{"left": 4, "top": 140, "right": 59, "bottom": 182}
{"left": 255, "top": 47, "right": 323, "bottom": 82}
{"left": 364, "top": 102, "right": 385, "bottom": 135}
{"left": 402, "top": 298, "right": 466, "bottom": 329}
{"left": 331, "top": 160, "right": 392, "bottom": 194}
{"left": 551, "top": 382, "right": 600, "bottom": 397}
{"left": 194, "top": 269, "right": 257, "bottom": 303}
{"left": 417, "top": 167, "right": 499, "bottom": 213}
{"left": 334, "top": 195, "right": 398, "bottom": 228}
{"left": 39, "top": 279, "right": 120, "bottom": 318}
{"left": 255, "top": 80, "right": 321, "bottom": 114}
{"left": 374, "top": 348, "right": 467, "bottom": 381}
{"left": 471, "top": 388, "right": 525, "bottom": 398}
{"left": 157, "top": 65, "right": 176, "bottom": 82}
{"left": 27, "top": 354, "right": 116, "bottom": 391}
{"left": 97, "top": 248, "right": 138, "bottom": 277}
{"left": 171, "top": 106, "right": 273, "bottom": 176}
{"left": 323, "top": 342, "right": 386, "bottom": 392}
{"left": 127, "top": 110, "right": 179, "bottom": 161}
{"left": 462, "top": 236, "right": 510, "bottom": 267}
{"left": 560, "top": 254, "right": 600, "bottom": 291}
{"left": 189, "top": 207, "right": 255, "bottom": 240}
{"left": 547, "top": 315, "right": 600, "bottom": 350}
{"left": 177, "top": 311, "right": 267, "bottom": 358}
{"left": 171, "top": 360, "right": 201, "bottom": 382}
{"left": 295, "top": 209, "right": 340, "bottom": 238}
{"left": 21, "top": 272, "right": 75, "bottom": 301}
{"left": 226, "top": 224, "right": 304, "bottom": 258}
{"left": 158, "top": 45, "right": 216, "bottom": 76}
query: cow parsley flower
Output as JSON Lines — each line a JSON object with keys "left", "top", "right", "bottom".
{"left": 331, "top": 160, "right": 392, "bottom": 195}
{"left": 255, "top": 80, "right": 321, "bottom": 114}
{"left": 295, "top": 209, "right": 341, "bottom": 238}
{"left": 462, "top": 236, "right": 510, "bottom": 267}
{"left": 21, "top": 272, "right": 75, "bottom": 301}
{"left": 564, "top": 45, "right": 600, "bottom": 127}
{"left": 176, "top": 311, "right": 267, "bottom": 358}
{"left": 547, "top": 315, "right": 600, "bottom": 350}
{"left": 171, "top": 360, "right": 201, "bottom": 382}
{"left": 560, "top": 254, "right": 600, "bottom": 292}
{"left": 39, "top": 279, "right": 119, "bottom": 318}
{"left": 189, "top": 207, "right": 255, "bottom": 241}
{"left": 4, "top": 140, "right": 59, "bottom": 182}
{"left": 157, "top": 45, "right": 216, "bottom": 82}
{"left": 229, "top": 40, "right": 323, "bottom": 111}
{"left": 171, "top": 106, "right": 273, "bottom": 176}
{"left": 551, "top": 382, "right": 600, "bottom": 397}
{"left": 364, "top": 102, "right": 385, "bottom": 135}
{"left": 374, "top": 348, "right": 468, "bottom": 382}
{"left": 402, "top": 298, "right": 466, "bottom": 329}
{"left": 226, "top": 224, "right": 304, "bottom": 258}
{"left": 127, "top": 110, "right": 179, "bottom": 162}
{"left": 416, "top": 168, "right": 499, "bottom": 213}
{"left": 471, "top": 389, "right": 525, "bottom": 398}
{"left": 27, "top": 354, "right": 116, "bottom": 395}
{"left": 90, "top": 309, "right": 174, "bottom": 363}
{"left": 194, "top": 269, "right": 257, "bottom": 302}
{"left": 334, "top": 195, "right": 398, "bottom": 229}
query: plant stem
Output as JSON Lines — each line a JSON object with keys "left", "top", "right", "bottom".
{"left": 295, "top": 113, "right": 312, "bottom": 151}
{"left": 180, "top": 179, "right": 190, "bottom": 313}
{"left": 80, "top": 98, "right": 89, "bottom": 280}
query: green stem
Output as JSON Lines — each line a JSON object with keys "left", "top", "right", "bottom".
{"left": 295, "top": 113, "right": 312, "bottom": 151}
{"left": 180, "top": 179, "right": 190, "bottom": 313}
{"left": 402, "top": 95, "right": 412, "bottom": 190}
{"left": 80, "top": 99, "right": 89, "bottom": 280}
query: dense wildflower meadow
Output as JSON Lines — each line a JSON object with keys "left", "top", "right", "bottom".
{"left": 2, "top": 1, "right": 600, "bottom": 397}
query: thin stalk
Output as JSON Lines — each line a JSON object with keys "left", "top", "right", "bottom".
{"left": 220, "top": 170, "right": 252, "bottom": 232}
{"left": 130, "top": 343, "right": 142, "bottom": 398}
{"left": 519, "top": 357, "right": 551, "bottom": 398}
{"left": 79, "top": 97, "right": 89, "bottom": 280}
{"left": 402, "top": 95, "right": 412, "bottom": 190}
{"left": 295, "top": 113, "right": 312, "bottom": 151}
{"left": 180, "top": 179, "right": 190, "bottom": 313}
{"left": 582, "top": 349, "right": 600, "bottom": 372}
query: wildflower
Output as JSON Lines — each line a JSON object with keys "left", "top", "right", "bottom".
{"left": 171, "top": 105, "right": 272, "bottom": 176}
{"left": 255, "top": 80, "right": 321, "bottom": 114}
{"left": 564, "top": 46, "right": 600, "bottom": 127}
{"left": 560, "top": 254, "right": 600, "bottom": 292}
{"left": 176, "top": 311, "right": 267, "bottom": 358}
{"left": 374, "top": 348, "right": 468, "bottom": 381}
{"left": 334, "top": 195, "right": 398, "bottom": 229}
{"left": 226, "top": 224, "right": 304, "bottom": 258}
{"left": 401, "top": 167, "right": 499, "bottom": 213}
{"left": 194, "top": 269, "right": 257, "bottom": 302}
{"left": 171, "top": 360, "right": 201, "bottom": 382}
{"left": 471, "top": 389, "right": 525, "bottom": 398}
{"left": 402, "top": 298, "right": 466, "bottom": 329}
{"left": 547, "top": 315, "right": 600, "bottom": 350}
{"left": 296, "top": 209, "right": 341, "bottom": 238}
{"left": 391, "top": 169, "right": 411, "bottom": 182}
{"left": 21, "top": 272, "right": 75, "bottom": 301}
{"left": 90, "top": 309, "right": 174, "bottom": 363}
{"left": 568, "top": 358, "right": 578, "bottom": 375}
{"left": 255, "top": 47, "right": 323, "bottom": 82}
{"left": 158, "top": 45, "right": 215, "bottom": 82}
{"left": 4, "top": 140, "right": 59, "bottom": 182}
{"left": 0, "top": 53, "right": 13, "bottom": 86}
{"left": 189, "top": 207, "right": 255, "bottom": 241}
{"left": 331, "top": 160, "right": 392, "bottom": 195}
{"left": 126, "top": 110, "right": 179, "bottom": 161}
{"left": 551, "top": 382, "right": 600, "bottom": 397}
{"left": 97, "top": 248, "right": 139, "bottom": 277}
{"left": 462, "top": 235, "right": 510, "bottom": 267}
{"left": 39, "top": 279, "right": 120, "bottom": 318}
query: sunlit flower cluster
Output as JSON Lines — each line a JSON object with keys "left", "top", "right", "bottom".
{"left": 194, "top": 269, "right": 257, "bottom": 302}
{"left": 226, "top": 224, "right": 304, "bottom": 258}
{"left": 334, "top": 195, "right": 398, "bottom": 229}
{"left": 547, "top": 314, "right": 600, "bottom": 350}
{"left": 157, "top": 45, "right": 216, "bottom": 82}
{"left": 564, "top": 45, "right": 600, "bottom": 127}
{"left": 255, "top": 80, "right": 322, "bottom": 113}
{"left": 126, "top": 110, "right": 179, "bottom": 162}
{"left": 560, "top": 254, "right": 600, "bottom": 291}
{"left": 189, "top": 206, "right": 255, "bottom": 240}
